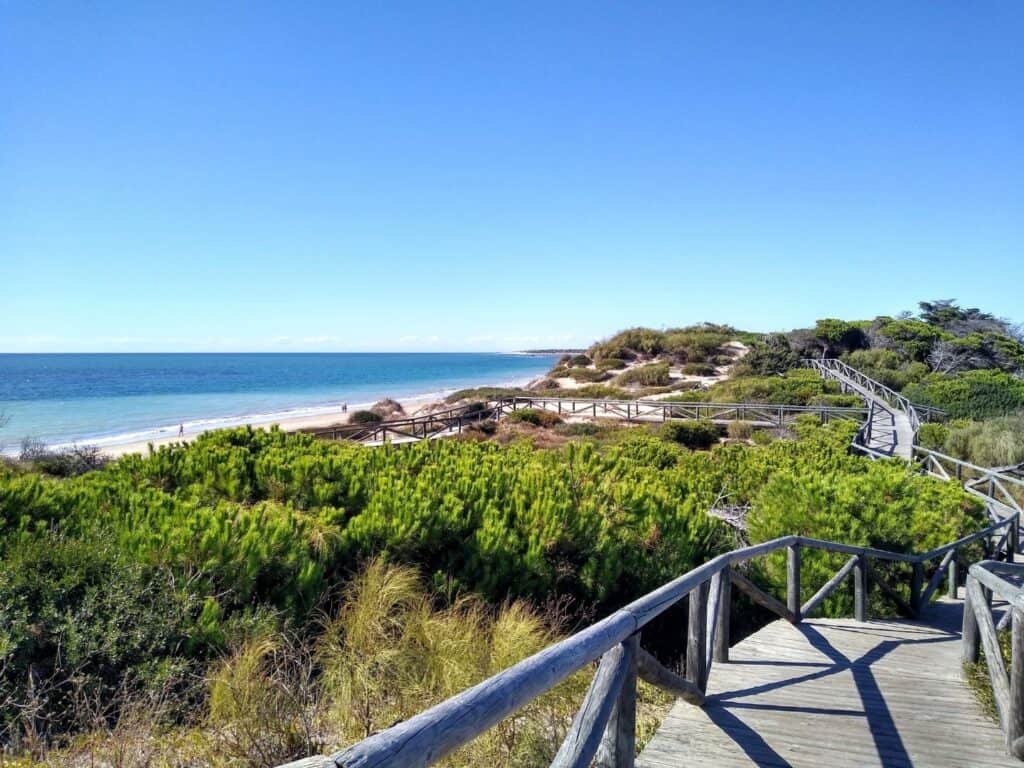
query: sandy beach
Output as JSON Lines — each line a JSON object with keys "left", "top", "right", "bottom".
{"left": 98, "top": 392, "right": 447, "bottom": 458}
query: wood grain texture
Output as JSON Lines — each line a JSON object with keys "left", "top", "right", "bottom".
{"left": 638, "top": 598, "right": 1019, "bottom": 767}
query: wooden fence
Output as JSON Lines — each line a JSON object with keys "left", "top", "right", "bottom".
{"left": 964, "top": 560, "right": 1024, "bottom": 758}
{"left": 283, "top": 515, "right": 1018, "bottom": 768}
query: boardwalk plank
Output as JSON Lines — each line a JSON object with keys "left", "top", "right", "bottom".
{"left": 637, "top": 597, "right": 1016, "bottom": 767}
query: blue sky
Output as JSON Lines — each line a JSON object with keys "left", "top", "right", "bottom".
{"left": 2, "top": 2, "right": 1021, "bottom": 352}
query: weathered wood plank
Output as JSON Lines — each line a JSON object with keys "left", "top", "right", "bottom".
{"left": 596, "top": 634, "right": 638, "bottom": 768}
{"left": 787, "top": 544, "right": 801, "bottom": 623}
{"left": 968, "top": 576, "right": 1011, "bottom": 724}
{"left": 551, "top": 641, "right": 630, "bottom": 768}
{"left": 730, "top": 570, "right": 794, "bottom": 623}
{"left": 638, "top": 600, "right": 1020, "bottom": 767}
{"left": 636, "top": 647, "right": 704, "bottom": 705}
{"left": 686, "top": 581, "right": 709, "bottom": 691}
{"left": 800, "top": 554, "right": 858, "bottom": 619}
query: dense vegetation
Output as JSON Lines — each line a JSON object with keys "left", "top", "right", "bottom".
{"left": 4, "top": 298, "right": 1019, "bottom": 764}
{"left": 0, "top": 416, "right": 984, "bottom": 765}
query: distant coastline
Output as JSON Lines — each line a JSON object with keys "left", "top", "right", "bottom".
{"left": 0, "top": 352, "right": 559, "bottom": 456}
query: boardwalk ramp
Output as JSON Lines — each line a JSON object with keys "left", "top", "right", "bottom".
{"left": 638, "top": 598, "right": 1014, "bottom": 767}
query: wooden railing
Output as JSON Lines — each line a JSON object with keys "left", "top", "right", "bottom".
{"left": 307, "top": 402, "right": 499, "bottom": 443}
{"left": 803, "top": 357, "right": 946, "bottom": 430}
{"left": 964, "top": 560, "right": 1024, "bottom": 758}
{"left": 496, "top": 395, "right": 866, "bottom": 428}
{"left": 309, "top": 396, "right": 867, "bottom": 447}
{"left": 282, "top": 515, "right": 1018, "bottom": 768}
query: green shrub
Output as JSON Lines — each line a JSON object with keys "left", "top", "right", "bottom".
{"left": 568, "top": 354, "right": 592, "bottom": 367}
{"left": 660, "top": 420, "right": 720, "bottom": 449}
{"left": 616, "top": 363, "right": 672, "bottom": 387}
{"left": 674, "top": 368, "right": 834, "bottom": 406}
{"left": 445, "top": 387, "right": 527, "bottom": 403}
{"left": 904, "top": 370, "right": 1024, "bottom": 420}
{"left": 712, "top": 354, "right": 734, "bottom": 366}
{"left": 596, "top": 358, "right": 628, "bottom": 371}
{"left": 807, "top": 394, "right": 864, "bottom": 408}
{"left": 563, "top": 384, "right": 634, "bottom": 399}
{"left": 942, "top": 415, "right": 1024, "bottom": 467}
{"left": 751, "top": 429, "right": 775, "bottom": 445}
{"left": 682, "top": 362, "right": 716, "bottom": 376}
{"left": 350, "top": 410, "right": 383, "bottom": 425}
{"left": 505, "top": 408, "right": 563, "bottom": 428}
{"left": 727, "top": 421, "right": 754, "bottom": 440}
{"left": 565, "top": 367, "right": 611, "bottom": 383}
{"left": 917, "top": 422, "right": 950, "bottom": 452}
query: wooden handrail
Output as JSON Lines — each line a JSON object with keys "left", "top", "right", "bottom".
{"left": 284, "top": 514, "right": 1019, "bottom": 768}
{"left": 964, "top": 561, "right": 1024, "bottom": 758}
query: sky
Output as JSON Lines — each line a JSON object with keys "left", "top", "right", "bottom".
{"left": 1, "top": 2, "right": 1021, "bottom": 352}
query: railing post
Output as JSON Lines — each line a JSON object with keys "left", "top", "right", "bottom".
{"left": 962, "top": 574, "right": 980, "bottom": 664}
{"left": 1010, "top": 521, "right": 1019, "bottom": 563}
{"left": 1010, "top": 610, "right": 1024, "bottom": 757}
{"left": 713, "top": 568, "right": 731, "bottom": 663}
{"left": 787, "top": 544, "right": 801, "bottom": 623}
{"left": 948, "top": 556, "right": 959, "bottom": 600}
{"left": 910, "top": 562, "right": 924, "bottom": 616}
{"left": 597, "top": 634, "right": 638, "bottom": 768}
{"left": 854, "top": 554, "right": 869, "bottom": 622}
{"left": 686, "top": 581, "right": 710, "bottom": 690}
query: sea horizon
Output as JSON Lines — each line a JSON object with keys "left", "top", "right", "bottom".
{"left": 0, "top": 352, "right": 560, "bottom": 453}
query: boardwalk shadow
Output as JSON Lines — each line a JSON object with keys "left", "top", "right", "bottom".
{"left": 705, "top": 615, "right": 957, "bottom": 767}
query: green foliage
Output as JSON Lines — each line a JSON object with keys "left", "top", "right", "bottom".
{"left": 682, "top": 362, "right": 717, "bottom": 376}
{"left": 727, "top": 421, "right": 754, "bottom": 440}
{"left": 916, "top": 422, "right": 950, "bottom": 451}
{"left": 813, "top": 319, "right": 868, "bottom": 356}
{"left": 737, "top": 334, "right": 798, "bottom": 376}
{"left": 505, "top": 408, "right": 563, "bottom": 428}
{"left": 904, "top": 370, "right": 1024, "bottom": 419}
{"left": 615, "top": 363, "right": 671, "bottom": 387}
{"left": 564, "top": 367, "right": 611, "bottom": 383}
{"left": 445, "top": 387, "right": 527, "bottom": 404}
{"left": 0, "top": 417, "right": 988, "bottom": 757}
{"left": 842, "top": 349, "right": 929, "bottom": 391}
{"left": 942, "top": 415, "right": 1024, "bottom": 467}
{"left": 350, "top": 410, "right": 383, "bottom": 425}
{"left": 670, "top": 368, "right": 840, "bottom": 406}
{"left": 875, "top": 318, "right": 951, "bottom": 362}
{"left": 660, "top": 420, "right": 720, "bottom": 449}
{"left": 596, "top": 358, "right": 628, "bottom": 371}
{"left": 568, "top": 354, "right": 592, "bottom": 367}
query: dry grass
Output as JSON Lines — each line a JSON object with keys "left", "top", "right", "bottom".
{"left": 6, "top": 558, "right": 672, "bottom": 768}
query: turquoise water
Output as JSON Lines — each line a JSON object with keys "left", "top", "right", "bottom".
{"left": 0, "top": 353, "right": 558, "bottom": 452}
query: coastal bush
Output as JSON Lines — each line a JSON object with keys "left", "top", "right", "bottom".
{"left": 505, "top": 408, "right": 563, "bottom": 428}
{"left": 736, "top": 334, "right": 799, "bottom": 376}
{"left": 903, "top": 370, "right": 1024, "bottom": 420}
{"left": 568, "top": 354, "right": 592, "bottom": 367}
{"left": 727, "top": 421, "right": 754, "bottom": 440}
{"left": 565, "top": 367, "right": 611, "bottom": 383}
{"left": 660, "top": 420, "right": 719, "bottom": 449}
{"left": 596, "top": 358, "right": 628, "bottom": 371}
{"left": 682, "top": 362, "right": 716, "bottom": 376}
{"left": 350, "top": 410, "right": 383, "bottom": 425}
{"left": 0, "top": 418, "right": 987, "bottom": 755}
{"left": 941, "top": 415, "right": 1024, "bottom": 467}
{"left": 667, "top": 368, "right": 836, "bottom": 406}
{"left": 445, "top": 387, "right": 527, "bottom": 404}
{"left": 917, "top": 422, "right": 950, "bottom": 452}
{"left": 616, "top": 363, "right": 671, "bottom": 387}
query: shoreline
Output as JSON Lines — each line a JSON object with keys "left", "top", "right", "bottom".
{"left": 28, "top": 373, "right": 547, "bottom": 459}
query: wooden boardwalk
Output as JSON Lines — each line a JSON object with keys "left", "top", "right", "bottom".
{"left": 638, "top": 597, "right": 1014, "bottom": 767}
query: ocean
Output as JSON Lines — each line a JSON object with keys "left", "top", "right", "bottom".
{"left": 0, "top": 352, "right": 560, "bottom": 453}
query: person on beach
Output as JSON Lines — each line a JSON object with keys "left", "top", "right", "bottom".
{"left": 178, "top": 423, "right": 184, "bottom": 437}
{"left": 342, "top": 402, "right": 348, "bottom": 413}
